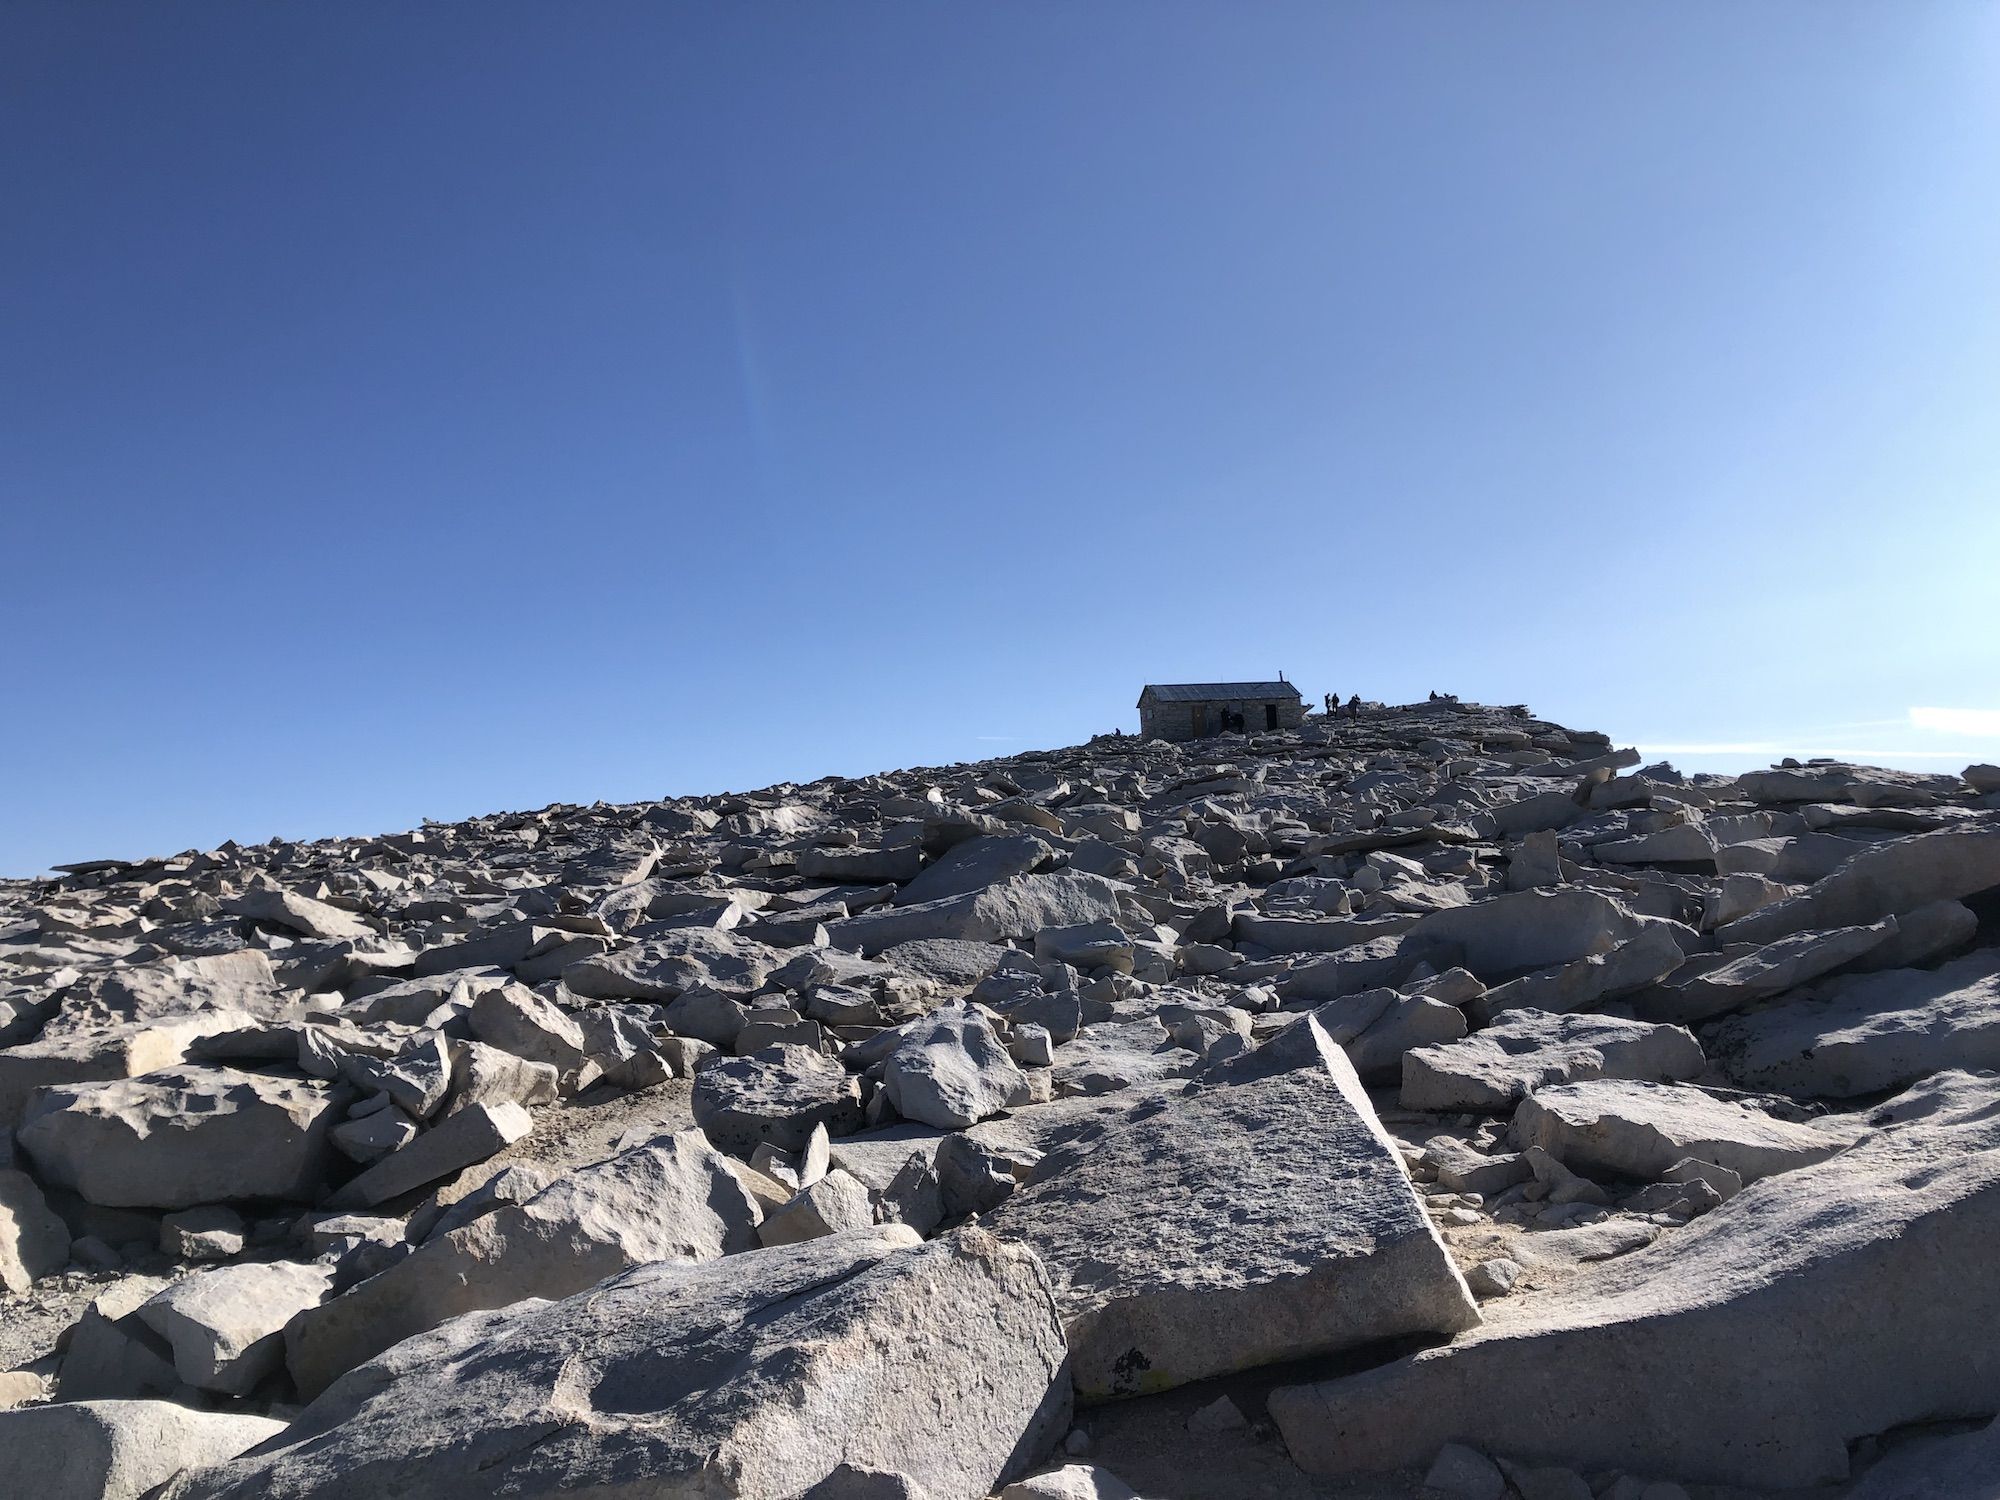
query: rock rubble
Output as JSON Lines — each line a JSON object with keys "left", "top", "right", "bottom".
{"left": 2, "top": 696, "right": 1997, "bottom": 1497}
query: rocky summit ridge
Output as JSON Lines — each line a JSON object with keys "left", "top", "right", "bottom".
{"left": 4, "top": 698, "right": 2000, "bottom": 1500}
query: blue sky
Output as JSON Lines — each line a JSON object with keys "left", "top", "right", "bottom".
{"left": 6, "top": 4, "right": 1999, "bottom": 875}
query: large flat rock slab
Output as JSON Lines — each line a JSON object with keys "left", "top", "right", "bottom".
{"left": 0, "top": 1014, "right": 258, "bottom": 1128}
{"left": 1400, "top": 1010, "right": 1704, "bottom": 1113}
{"left": 826, "top": 872, "right": 1126, "bottom": 956}
{"left": 171, "top": 1227, "right": 1070, "bottom": 1500}
{"left": 1401, "top": 888, "right": 1648, "bottom": 980}
{"left": 1711, "top": 948, "right": 2000, "bottom": 1098}
{"left": 1269, "top": 1070, "right": 2000, "bottom": 1491}
{"left": 562, "top": 928, "right": 779, "bottom": 1000}
{"left": 18, "top": 1064, "right": 345, "bottom": 1208}
{"left": 985, "top": 1017, "right": 1478, "bottom": 1401}
{"left": 692, "top": 1043, "right": 864, "bottom": 1157}
{"left": 0, "top": 1400, "right": 285, "bottom": 1500}
{"left": 1513, "top": 1078, "right": 1853, "bottom": 1183}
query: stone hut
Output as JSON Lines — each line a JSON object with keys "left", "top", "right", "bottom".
{"left": 1137, "top": 681, "right": 1305, "bottom": 741}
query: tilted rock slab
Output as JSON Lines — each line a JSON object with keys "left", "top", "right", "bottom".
{"left": 1400, "top": 888, "right": 1648, "bottom": 981}
{"left": 18, "top": 1064, "right": 345, "bottom": 1208}
{"left": 326, "top": 1099, "right": 531, "bottom": 1209}
{"left": 1852, "top": 896, "right": 1980, "bottom": 972}
{"left": 796, "top": 841, "right": 924, "bottom": 884}
{"left": 225, "top": 886, "right": 374, "bottom": 942}
{"left": 985, "top": 1017, "right": 1478, "bottom": 1400}
{"left": 1711, "top": 948, "right": 2000, "bottom": 1099}
{"left": 0, "top": 1013, "right": 259, "bottom": 1128}
{"left": 1268, "top": 1070, "right": 2000, "bottom": 1491}
{"left": 1475, "top": 924, "right": 1688, "bottom": 1020}
{"left": 172, "top": 1227, "right": 1071, "bottom": 1500}
{"left": 893, "top": 832, "right": 1052, "bottom": 905}
{"left": 1514, "top": 1078, "right": 1853, "bottom": 1184}
{"left": 825, "top": 871, "right": 1126, "bottom": 956}
{"left": 0, "top": 1400, "right": 286, "bottom": 1500}
{"left": 1592, "top": 822, "right": 1718, "bottom": 866}
{"left": 286, "top": 1126, "right": 760, "bottom": 1398}
{"left": 1400, "top": 1010, "right": 1704, "bottom": 1113}
{"left": 1276, "top": 934, "right": 1414, "bottom": 1004}
{"left": 466, "top": 985, "right": 589, "bottom": 1076}
{"left": 1716, "top": 826, "right": 2000, "bottom": 947}
{"left": 1842, "top": 1412, "right": 2000, "bottom": 1499}
{"left": 1047, "top": 1017, "right": 1199, "bottom": 1098}
{"left": 1340, "top": 993, "right": 1467, "bottom": 1081}
{"left": 55, "top": 1277, "right": 185, "bottom": 1403}
{"left": 563, "top": 927, "right": 779, "bottom": 1000}
{"left": 139, "top": 1259, "right": 335, "bottom": 1396}
{"left": 0, "top": 1165, "right": 69, "bottom": 1291}
{"left": 73, "top": 950, "right": 284, "bottom": 1029}
{"left": 1635, "top": 919, "right": 1897, "bottom": 1024}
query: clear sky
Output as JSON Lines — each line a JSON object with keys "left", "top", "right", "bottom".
{"left": 6, "top": 4, "right": 2000, "bottom": 876}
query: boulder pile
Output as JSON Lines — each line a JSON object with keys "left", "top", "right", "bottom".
{"left": 1, "top": 698, "right": 1997, "bottom": 1498}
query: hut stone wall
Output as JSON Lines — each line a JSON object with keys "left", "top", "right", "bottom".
{"left": 1139, "top": 692, "right": 1305, "bottom": 742}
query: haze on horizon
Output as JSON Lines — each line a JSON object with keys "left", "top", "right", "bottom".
{"left": 5, "top": 4, "right": 1999, "bottom": 877}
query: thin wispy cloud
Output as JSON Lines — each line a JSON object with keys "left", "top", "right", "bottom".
{"left": 1632, "top": 707, "right": 2000, "bottom": 768}
{"left": 1790, "top": 750, "right": 1980, "bottom": 761}
{"left": 1636, "top": 743, "right": 1983, "bottom": 761}
{"left": 1633, "top": 742, "right": 1788, "bottom": 756}
{"left": 1910, "top": 707, "right": 2000, "bottom": 736}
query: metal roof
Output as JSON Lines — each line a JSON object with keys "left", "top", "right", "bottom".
{"left": 1138, "top": 680, "right": 1299, "bottom": 705}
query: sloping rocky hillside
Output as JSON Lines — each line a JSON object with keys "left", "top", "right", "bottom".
{"left": 4, "top": 699, "right": 1999, "bottom": 1500}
